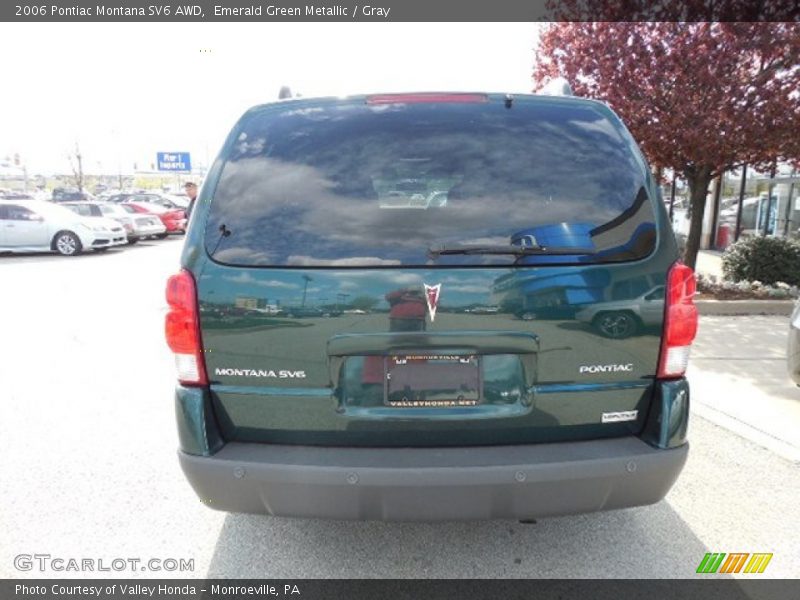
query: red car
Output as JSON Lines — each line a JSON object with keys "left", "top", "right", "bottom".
{"left": 121, "top": 202, "right": 187, "bottom": 235}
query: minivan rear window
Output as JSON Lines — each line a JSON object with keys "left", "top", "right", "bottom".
{"left": 205, "top": 97, "right": 656, "bottom": 267}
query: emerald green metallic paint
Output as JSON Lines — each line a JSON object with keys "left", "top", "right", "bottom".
{"left": 641, "top": 378, "right": 690, "bottom": 449}
{"left": 184, "top": 252, "right": 676, "bottom": 446}
{"left": 175, "top": 386, "right": 224, "bottom": 456}
{"left": 176, "top": 94, "right": 683, "bottom": 449}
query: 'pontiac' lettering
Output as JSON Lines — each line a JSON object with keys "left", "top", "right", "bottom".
{"left": 578, "top": 364, "right": 634, "bottom": 374}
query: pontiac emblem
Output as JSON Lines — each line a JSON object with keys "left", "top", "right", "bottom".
{"left": 424, "top": 283, "right": 442, "bottom": 321}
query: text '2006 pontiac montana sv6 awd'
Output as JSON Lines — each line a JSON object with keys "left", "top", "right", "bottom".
{"left": 166, "top": 91, "right": 698, "bottom": 521}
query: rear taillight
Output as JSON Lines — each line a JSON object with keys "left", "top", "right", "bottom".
{"left": 658, "top": 262, "right": 698, "bottom": 378}
{"left": 165, "top": 270, "right": 207, "bottom": 385}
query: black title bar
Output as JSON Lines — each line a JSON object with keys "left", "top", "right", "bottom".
{"left": 3, "top": 0, "right": 800, "bottom": 22}
{"left": 4, "top": 579, "right": 800, "bottom": 600}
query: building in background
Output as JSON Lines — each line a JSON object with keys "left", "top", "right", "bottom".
{"left": 662, "top": 162, "right": 799, "bottom": 251}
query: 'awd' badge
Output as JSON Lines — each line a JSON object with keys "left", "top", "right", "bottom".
{"left": 424, "top": 283, "right": 442, "bottom": 321}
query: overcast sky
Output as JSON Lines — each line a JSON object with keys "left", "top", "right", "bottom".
{"left": 0, "top": 23, "right": 541, "bottom": 175}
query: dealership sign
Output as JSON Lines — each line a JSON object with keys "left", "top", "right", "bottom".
{"left": 156, "top": 152, "right": 191, "bottom": 172}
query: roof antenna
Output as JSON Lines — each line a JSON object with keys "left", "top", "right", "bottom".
{"left": 278, "top": 86, "right": 292, "bottom": 100}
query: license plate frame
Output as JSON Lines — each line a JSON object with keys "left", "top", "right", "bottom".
{"left": 383, "top": 353, "right": 482, "bottom": 408}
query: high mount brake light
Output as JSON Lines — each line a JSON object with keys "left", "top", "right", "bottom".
{"left": 658, "top": 262, "right": 698, "bottom": 378}
{"left": 366, "top": 93, "right": 489, "bottom": 105}
{"left": 165, "top": 269, "right": 207, "bottom": 385}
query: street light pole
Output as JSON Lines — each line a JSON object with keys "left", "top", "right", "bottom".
{"left": 735, "top": 165, "right": 747, "bottom": 242}
{"left": 669, "top": 173, "right": 677, "bottom": 221}
{"left": 337, "top": 293, "right": 350, "bottom": 311}
{"left": 763, "top": 164, "right": 777, "bottom": 236}
{"left": 301, "top": 275, "right": 313, "bottom": 307}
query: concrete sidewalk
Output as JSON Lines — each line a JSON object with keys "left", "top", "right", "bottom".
{"left": 689, "top": 315, "right": 800, "bottom": 462}
{"left": 695, "top": 249, "right": 724, "bottom": 279}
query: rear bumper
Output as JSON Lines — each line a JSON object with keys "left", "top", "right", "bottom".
{"left": 164, "top": 219, "right": 187, "bottom": 232}
{"left": 132, "top": 223, "right": 167, "bottom": 237}
{"left": 179, "top": 437, "right": 688, "bottom": 521}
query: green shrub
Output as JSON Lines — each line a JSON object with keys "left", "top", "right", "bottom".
{"left": 722, "top": 236, "right": 800, "bottom": 286}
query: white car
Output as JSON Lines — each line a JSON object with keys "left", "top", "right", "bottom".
{"left": 0, "top": 200, "right": 127, "bottom": 256}
{"left": 62, "top": 201, "right": 166, "bottom": 244}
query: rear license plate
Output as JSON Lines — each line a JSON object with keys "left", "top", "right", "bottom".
{"left": 385, "top": 354, "right": 481, "bottom": 407}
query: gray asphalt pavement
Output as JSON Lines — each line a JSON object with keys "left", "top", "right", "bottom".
{"left": 1, "top": 241, "right": 798, "bottom": 579}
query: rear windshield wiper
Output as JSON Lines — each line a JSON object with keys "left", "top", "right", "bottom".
{"left": 427, "top": 244, "right": 596, "bottom": 258}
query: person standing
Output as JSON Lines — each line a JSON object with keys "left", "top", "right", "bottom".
{"left": 184, "top": 181, "right": 198, "bottom": 219}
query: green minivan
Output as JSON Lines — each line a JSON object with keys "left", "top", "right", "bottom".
{"left": 166, "top": 92, "right": 698, "bottom": 520}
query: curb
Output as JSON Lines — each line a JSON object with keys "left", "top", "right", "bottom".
{"left": 695, "top": 299, "right": 795, "bottom": 316}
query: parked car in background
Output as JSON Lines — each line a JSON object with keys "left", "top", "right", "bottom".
{"left": 1, "top": 191, "right": 35, "bottom": 201}
{"left": 52, "top": 188, "right": 95, "bottom": 203}
{"left": 110, "top": 191, "right": 188, "bottom": 211}
{"left": 61, "top": 201, "right": 105, "bottom": 218}
{"left": 467, "top": 305, "right": 500, "bottom": 314}
{"left": 94, "top": 190, "right": 117, "bottom": 202}
{"left": 575, "top": 286, "right": 666, "bottom": 339}
{"left": 282, "top": 306, "right": 327, "bottom": 318}
{"left": 120, "top": 202, "right": 186, "bottom": 235}
{"left": 789, "top": 301, "right": 800, "bottom": 387}
{"left": 106, "top": 203, "right": 166, "bottom": 242}
{"left": 163, "top": 193, "right": 190, "bottom": 209}
{"left": 0, "top": 200, "right": 126, "bottom": 255}
{"left": 62, "top": 201, "right": 166, "bottom": 244}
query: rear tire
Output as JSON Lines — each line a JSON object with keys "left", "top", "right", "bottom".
{"left": 53, "top": 231, "right": 82, "bottom": 256}
{"left": 593, "top": 311, "right": 639, "bottom": 339}
{"left": 128, "top": 237, "right": 139, "bottom": 245}
{"left": 155, "top": 233, "right": 168, "bottom": 239}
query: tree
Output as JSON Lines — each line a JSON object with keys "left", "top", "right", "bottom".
{"left": 67, "top": 142, "right": 85, "bottom": 193}
{"left": 533, "top": 17, "right": 800, "bottom": 269}
{"left": 349, "top": 295, "right": 380, "bottom": 311}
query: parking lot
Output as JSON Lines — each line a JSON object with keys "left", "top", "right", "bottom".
{"left": 1, "top": 240, "right": 799, "bottom": 579}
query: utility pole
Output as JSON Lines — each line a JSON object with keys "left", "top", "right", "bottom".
{"left": 301, "top": 275, "right": 313, "bottom": 307}
{"left": 76, "top": 146, "right": 83, "bottom": 192}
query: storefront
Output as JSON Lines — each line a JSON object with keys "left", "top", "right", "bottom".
{"left": 662, "top": 164, "right": 799, "bottom": 250}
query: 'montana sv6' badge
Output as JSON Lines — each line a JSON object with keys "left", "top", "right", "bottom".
{"left": 424, "top": 283, "right": 442, "bottom": 321}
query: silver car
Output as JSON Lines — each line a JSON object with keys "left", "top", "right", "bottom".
{"left": 62, "top": 201, "right": 166, "bottom": 244}
{"left": 575, "top": 286, "right": 665, "bottom": 339}
{"left": 0, "top": 200, "right": 126, "bottom": 256}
